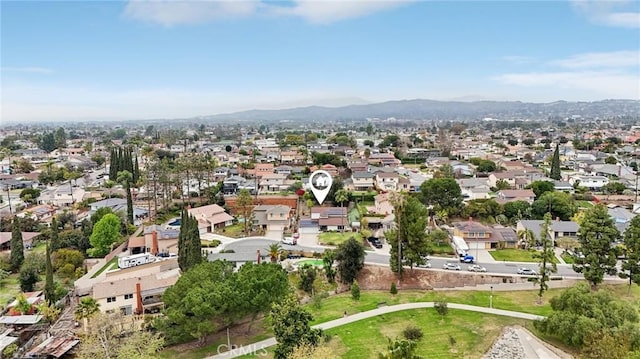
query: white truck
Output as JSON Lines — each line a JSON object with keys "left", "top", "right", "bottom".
{"left": 118, "top": 253, "right": 157, "bottom": 269}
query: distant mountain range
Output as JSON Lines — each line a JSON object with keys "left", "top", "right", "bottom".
{"left": 197, "top": 99, "right": 640, "bottom": 122}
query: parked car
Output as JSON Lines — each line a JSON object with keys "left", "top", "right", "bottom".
{"left": 517, "top": 267, "right": 537, "bottom": 275}
{"left": 459, "top": 254, "right": 475, "bottom": 263}
{"left": 442, "top": 262, "right": 461, "bottom": 271}
{"left": 417, "top": 259, "right": 432, "bottom": 268}
{"left": 282, "top": 236, "right": 297, "bottom": 245}
{"left": 367, "top": 237, "right": 383, "bottom": 249}
{"left": 468, "top": 264, "right": 486, "bottom": 272}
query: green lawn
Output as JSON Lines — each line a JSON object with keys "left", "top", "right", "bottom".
{"left": 90, "top": 257, "right": 119, "bottom": 278}
{"left": 0, "top": 274, "right": 20, "bottom": 309}
{"left": 431, "top": 242, "right": 455, "bottom": 255}
{"left": 489, "top": 249, "right": 559, "bottom": 263}
{"left": 318, "top": 232, "right": 362, "bottom": 246}
{"left": 356, "top": 201, "right": 374, "bottom": 216}
{"left": 216, "top": 223, "right": 245, "bottom": 238}
{"left": 576, "top": 200, "right": 593, "bottom": 208}
{"left": 560, "top": 253, "right": 575, "bottom": 264}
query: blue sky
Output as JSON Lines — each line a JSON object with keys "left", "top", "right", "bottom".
{"left": 1, "top": 0, "right": 639, "bottom": 122}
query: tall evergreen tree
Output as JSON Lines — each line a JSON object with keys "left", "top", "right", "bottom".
{"left": 10, "top": 218, "right": 24, "bottom": 272}
{"left": 177, "top": 210, "right": 202, "bottom": 272}
{"left": 620, "top": 215, "right": 640, "bottom": 292}
{"left": 550, "top": 144, "right": 562, "bottom": 180}
{"left": 117, "top": 170, "right": 134, "bottom": 225}
{"left": 50, "top": 217, "right": 61, "bottom": 251}
{"left": 533, "top": 213, "right": 557, "bottom": 302}
{"left": 573, "top": 204, "right": 620, "bottom": 288}
{"left": 44, "top": 242, "right": 55, "bottom": 304}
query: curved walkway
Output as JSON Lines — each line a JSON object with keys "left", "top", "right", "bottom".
{"left": 206, "top": 302, "right": 545, "bottom": 359}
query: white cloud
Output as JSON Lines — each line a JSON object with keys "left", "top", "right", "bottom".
{"left": 122, "top": 0, "right": 259, "bottom": 26}
{"left": 550, "top": 50, "right": 640, "bottom": 69}
{"left": 1, "top": 67, "right": 52, "bottom": 74}
{"left": 122, "top": 0, "right": 411, "bottom": 26}
{"left": 571, "top": 0, "right": 640, "bottom": 28}
{"left": 267, "top": 0, "right": 411, "bottom": 25}
{"left": 494, "top": 71, "right": 639, "bottom": 100}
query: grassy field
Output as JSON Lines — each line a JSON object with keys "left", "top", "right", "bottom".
{"left": 165, "top": 284, "right": 640, "bottom": 359}
{"left": 90, "top": 257, "right": 118, "bottom": 278}
{"left": 356, "top": 201, "right": 374, "bottom": 216}
{"left": 489, "top": 249, "right": 559, "bottom": 263}
{"left": 318, "top": 232, "right": 362, "bottom": 246}
{"left": 432, "top": 243, "right": 455, "bottom": 255}
{"left": 576, "top": 200, "right": 593, "bottom": 208}
{"left": 0, "top": 274, "right": 20, "bottom": 309}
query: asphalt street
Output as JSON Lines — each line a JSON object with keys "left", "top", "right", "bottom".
{"left": 221, "top": 237, "right": 589, "bottom": 279}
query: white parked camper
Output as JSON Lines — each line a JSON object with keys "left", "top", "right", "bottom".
{"left": 117, "top": 253, "right": 157, "bottom": 269}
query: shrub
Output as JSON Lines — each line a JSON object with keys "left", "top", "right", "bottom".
{"left": 390, "top": 282, "right": 398, "bottom": 295}
{"left": 434, "top": 301, "right": 448, "bottom": 317}
{"left": 403, "top": 325, "right": 423, "bottom": 341}
{"left": 351, "top": 280, "right": 360, "bottom": 301}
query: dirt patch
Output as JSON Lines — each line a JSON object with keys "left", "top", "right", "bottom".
{"left": 355, "top": 265, "right": 519, "bottom": 291}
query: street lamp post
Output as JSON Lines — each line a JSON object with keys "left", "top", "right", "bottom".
{"left": 490, "top": 286, "right": 493, "bottom": 309}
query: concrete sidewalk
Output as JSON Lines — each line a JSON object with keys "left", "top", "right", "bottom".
{"left": 206, "top": 302, "right": 545, "bottom": 359}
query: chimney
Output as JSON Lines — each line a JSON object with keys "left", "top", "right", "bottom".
{"left": 468, "top": 216, "right": 473, "bottom": 222}
{"left": 257, "top": 250, "right": 261, "bottom": 264}
{"left": 556, "top": 217, "right": 560, "bottom": 221}
{"left": 151, "top": 231, "right": 158, "bottom": 255}
{"left": 135, "top": 282, "right": 143, "bottom": 315}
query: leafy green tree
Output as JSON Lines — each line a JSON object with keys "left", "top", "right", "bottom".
{"left": 177, "top": 210, "right": 202, "bottom": 272}
{"left": 89, "top": 213, "right": 121, "bottom": 257}
{"left": 531, "top": 191, "right": 576, "bottom": 221}
{"left": 603, "top": 182, "right": 627, "bottom": 195}
{"left": 573, "top": 204, "right": 620, "bottom": 288}
{"left": 532, "top": 213, "right": 557, "bottom": 302}
{"left": 549, "top": 143, "right": 561, "bottom": 180}
{"left": 322, "top": 249, "right": 336, "bottom": 283}
{"left": 604, "top": 156, "right": 618, "bottom": 165}
{"left": 236, "top": 262, "right": 289, "bottom": 334}
{"left": 461, "top": 199, "right": 502, "bottom": 222}
{"left": 298, "top": 264, "right": 316, "bottom": 295}
{"left": 390, "top": 282, "right": 398, "bottom": 294}
{"left": 236, "top": 189, "right": 253, "bottom": 236}
{"left": 54, "top": 127, "right": 67, "bottom": 149}
{"left": 503, "top": 200, "right": 531, "bottom": 222}
{"left": 44, "top": 242, "right": 55, "bottom": 304}
{"left": 434, "top": 164, "right": 454, "bottom": 179}
{"left": 535, "top": 283, "right": 640, "bottom": 348}
{"left": 39, "top": 132, "right": 56, "bottom": 152}
{"left": 528, "top": 180, "right": 555, "bottom": 198}
{"left": 270, "top": 293, "right": 323, "bottom": 359}
{"left": 419, "top": 178, "right": 462, "bottom": 215}
{"left": 335, "top": 237, "right": 365, "bottom": 285}
{"left": 385, "top": 195, "right": 430, "bottom": 274}
{"left": 9, "top": 218, "right": 24, "bottom": 272}
{"left": 494, "top": 179, "right": 511, "bottom": 191}
{"left": 18, "top": 264, "right": 39, "bottom": 292}
{"left": 620, "top": 215, "right": 640, "bottom": 292}
{"left": 160, "top": 260, "right": 236, "bottom": 345}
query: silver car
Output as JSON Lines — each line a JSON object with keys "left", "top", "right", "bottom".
{"left": 517, "top": 267, "right": 537, "bottom": 275}
{"left": 442, "top": 262, "right": 461, "bottom": 271}
{"left": 468, "top": 264, "right": 487, "bottom": 272}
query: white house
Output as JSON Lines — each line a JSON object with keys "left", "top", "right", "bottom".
{"left": 569, "top": 175, "right": 609, "bottom": 190}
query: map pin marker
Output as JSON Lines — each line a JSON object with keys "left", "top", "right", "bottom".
{"left": 309, "top": 170, "right": 333, "bottom": 205}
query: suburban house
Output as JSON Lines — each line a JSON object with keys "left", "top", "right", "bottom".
{"left": 0, "top": 232, "right": 41, "bottom": 251}
{"left": 368, "top": 153, "right": 400, "bottom": 167}
{"left": 252, "top": 205, "right": 292, "bottom": 232}
{"left": 351, "top": 171, "right": 376, "bottom": 191}
{"left": 568, "top": 175, "right": 609, "bottom": 190}
{"left": 128, "top": 225, "right": 180, "bottom": 255}
{"left": 457, "top": 178, "right": 492, "bottom": 201}
{"left": 452, "top": 220, "right": 493, "bottom": 249}
{"left": 280, "top": 151, "right": 305, "bottom": 165}
{"left": 187, "top": 204, "right": 234, "bottom": 233}
{"left": 90, "top": 259, "right": 180, "bottom": 315}
{"left": 39, "top": 185, "right": 86, "bottom": 207}
{"left": 89, "top": 198, "right": 149, "bottom": 225}
{"left": 259, "top": 173, "right": 288, "bottom": 193}
{"left": 207, "top": 251, "right": 268, "bottom": 272}
{"left": 370, "top": 193, "right": 395, "bottom": 216}
{"left": 607, "top": 205, "right": 636, "bottom": 234}
{"left": 311, "top": 207, "right": 348, "bottom": 232}
{"left": 375, "top": 172, "right": 409, "bottom": 192}
{"left": 495, "top": 189, "right": 536, "bottom": 204}
{"left": 516, "top": 220, "right": 580, "bottom": 245}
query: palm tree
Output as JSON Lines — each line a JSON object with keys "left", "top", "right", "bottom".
{"left": 74, "top": 297, "right": 100, "bottom": 333}
{"left": 268, "top": 243, "right": 282, "bottom": 263}
{"left": 334, "top": 189, "right": 349, "bottom": 233}
{"left": 517, "top": 229, "right": 536, "bottom": 249}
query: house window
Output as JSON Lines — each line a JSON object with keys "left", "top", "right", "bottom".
{"left": 124, "top": 294, "right": 133, "bottom": 300}
{"left": 280, "top": 213, "right": 284, "bottom": 218}
{"left": 107, "top": 297, "right": 116, "bottom": 303}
